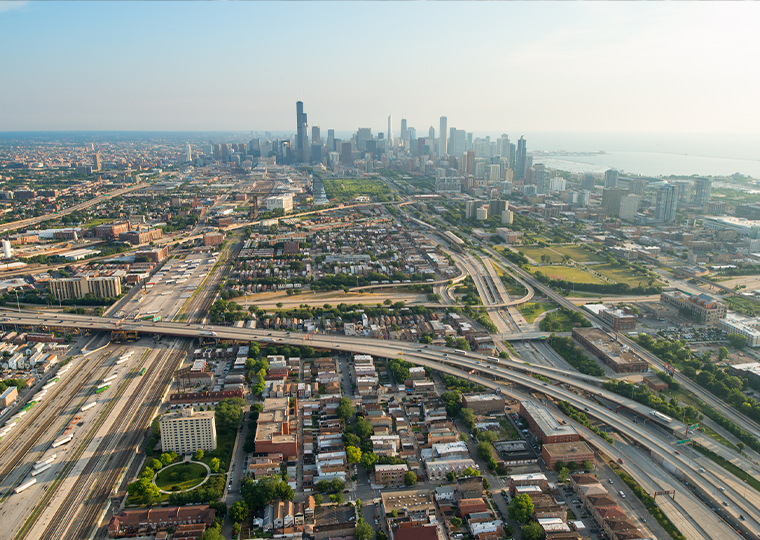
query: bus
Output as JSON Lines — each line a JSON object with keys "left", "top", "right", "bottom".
{"left": 453, "top": 349, "right": 468, "bottom": 356}
{"left": 139, "top": 367, "right": 146, "bottom": 376}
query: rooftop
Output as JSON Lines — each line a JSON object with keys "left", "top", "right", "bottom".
{"left": 521, "top": 400, "right": 577, "bottom": 438}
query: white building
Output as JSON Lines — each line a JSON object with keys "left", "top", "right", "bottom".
{"left": 266, "top": 194, "right": 294, "bottom": 213}
{"left": 1, "top": 240, "right": 11, "bottom": 259}
{"left": 719, "top": 312, "right": 760, "bottom": 347}
{"left": 160, "top": 407, "right": 217, "bottom": 454}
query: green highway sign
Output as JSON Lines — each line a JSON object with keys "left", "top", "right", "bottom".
{"left": 689, "top": 424, "right": 699, "bottom": 430}
{"left": 675, "top": 439, "right": 691, "bottom": 445}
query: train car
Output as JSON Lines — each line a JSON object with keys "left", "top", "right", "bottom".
{"left": 139, "top": 367, "right": 146, "bottom": 376}
{"left": 81, "top": 402, "right": 97, "bottom": 412}
{"left": 454, "top": 349, "right": 468, "bottom": 356}
{"left": 41, "top": 380, "right": 57, "bottom": 391}
{"left": 34, "top": 454, "right": 57, "bottom": 468}
{"left": 102, "top": 374, "right": 118, "bottom": 384}
{"left": 95, "top": 384, "right": 109, "bottom": 394}
{"left": 14, "top": 478, "right": 37, "bottom": 494}
{"left": 31, "top": 463, "right": 52, "bottom": 476}
{"left": 8, "top": 411, "right": 27, "bottom": 423}
{"left": 22, "top": 401, "right": 37, "bottom": 412}
{"left": 52, "top": 434, "right": 73, "bottom": 448}
{"left": 115, "top": 358, "right": 128, "bottom": 365}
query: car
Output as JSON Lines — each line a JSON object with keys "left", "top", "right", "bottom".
{"left": 740, "top": 515, "right": 745, "bottom": 520}
{"left": 418, "top": 349, "right": 422, "bottom": 352}
{"left": 674, "top": 450, "right": 680, "bottom": 455}
{"left": 609, "top": 479, "right": 613, "bottom": 484}
{"left": 719, "top": 487, "right": 725, "bottom": 492}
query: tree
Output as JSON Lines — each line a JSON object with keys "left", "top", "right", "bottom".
{"left": 149, "top": 459, "right": 163, "bottom": 471}
{"left": 558, "top": 468, "right": 569, "bottom": 483}
{"left": 404, "top": 471, "right": 417, "bottom": 486}
{"left": 376, "top": 530, "right": 389, "bottom": 540}
{"left": 390, "top": 509, "right": 398, "bottom": 518}
{"left": 450, "top": 517, "right": 463, "bottom": 528}
{"left": 728, "top": 333, "right": 748, "bottom": 350}
{"left": 229, "top": 501, "right": 249, "bottom": 523}
{"left": 194, "top": 450, "right": 204, "bottom": 461}
{"left": 482, "top": 478, "right": 490, "bottom": 490}
{"left": 360, "top": 451, "right": 378, "bottom": 471}
{"left": 210, "top": 458, "right": 220, "bottom": 473}
{"left": 199, "top": 528, "right": 225, "bottom": 540}
{"left": 719, "top": 346, "right": 730, "bottom": 361}
{"left": 582, "top": 460, "right": 593, "bottom": 470}
{"left": 521, "top": 522, "right": 544, "bottom": 540}
{"left": 330, "top": 492, "right": 345, "bottom": 504}
{"left": 314, "top": 494, "right": 323, "bottom": 506}
{"left": 331, "top": 477, "right": 345, "bottom": 493}
{"left": 355, "top": 520, "right": 374, "bottom": 540}
{"left": 337, "top": 397, "right": 355, "bottom": 422}
{"left": 508, "top": 494, "right": 535, "bottom": 523}
{"left": 477, "top": 441, "right": 493, "bottom": 461}
{"left": 160, "top": 452, "right": 177, "bottom": 467}
{"left": 346, "top": 445, "right": 362, "bottom": 464}
{"left": 316, "top": 480, "right": 330, "bottom": 493}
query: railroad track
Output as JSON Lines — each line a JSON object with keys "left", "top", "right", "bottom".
{"left": 0, "top": 351, "right": 112, "bottom": 498}
{"left": 42, "top": 345, "right": 185, "bottom": 540}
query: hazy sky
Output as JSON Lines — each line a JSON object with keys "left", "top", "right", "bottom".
{"left": 1, "top": 1, "right": 759, "bottom": 134}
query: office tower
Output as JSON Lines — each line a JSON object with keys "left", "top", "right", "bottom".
{"left": 515, "top": 136, "right": 527, "bottom": 179}
{"left": 675, "top": 181, "right": 691, "bottom": 205}
{"left": 212, "top": 143, "right": 221, "bottom": 159}
{"left": 249, "top": 139, "right": 261, "bottom": 158}
{"left": 202, "top": 144, "right": 212, "bottom": 156}
{"left": 475, "top": 161, "right": 485, "bottom": 179}
{"left": 602, "top": 187, "right": 629, "bottom": 216}
{"left": 90, "top": 142, "right": 94, "bottom": 151}
{"left": 408, "top": 127, "right": 416, "bottom": 142}
{"left": 629, "top": 179, "right": 646, "bottom": 196}
{"left": 619, "top": 194, "right": 640, "bottom": 220}
{"left": 221, "top": 143, "right": 229, "bottom": 159}
{"left": 356, "top": 128, "right": 372, "bottom": 152}
{"left": 581, "top": 174, "right": 596, "bottom": 191}
{"left": 312, "top": 126, "right": 321, "bottom": 146}
{"left": 439, "top": 116, "right": 447, "bottom": 156}
{"left": 448, "top": 127, "right": 456, "bottom": 155}
{"left": 508, "top": 143, "right": 516, "bottom": 169}
{"left": 341, "top": 142, "right": 353, "bottom": 165}
{"left": 296, "top": 101, "right": 308, "bottom": 163}
{"left": 326, "top": 130, "right": 335, "bottom": 152}
{"left": 93, "top": 153, "right": 101, "bottom": 171}
{"left": 579, "top": 190, "right": 591, "bottom": 206}
{"left": 465, "top": 151, "right": 475, "bottom": 176}
{"left": 694, "top": 178, "right": 712, "bottom": 207}
{"left": 388, "top": 115, "right": 393, "bottom": 146}
{"left": 401, "top": 118, "right": 408, "bottom": 142}
{"left": 417, "top": 138, "right": 425, "bottom": 158}
{"left": 465, "top": 200, "right": 476, "bottom": 219}
{"left": 453, "top": 130, "right": 466, "bottom": 156}
{"left": 655, "top": 184, "right": 678, "bottom": 223}
{"left": 311, "top": 144, "right": 322, "bottom": 165}
{"left": 604, "top": 169, "right": 619, "bottom": 188}
{"left": 535, "top": 167, "right": 548, "bottom": 194}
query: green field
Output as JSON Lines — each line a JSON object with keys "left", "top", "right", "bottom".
{"left": 322, "top": 178, "right": 391, "bottom": 203}
{"left": 517, "top": 247, "right": 563, "bottom": 264}
{"left": 554, "top": 245, "right": 607, "bottom": 263}
{"left": 593, "top": 263, "right": 662, "bottom": 288}
{"left": 489, "top": 261, "right": 528, "bottom": 297}
{"left": 529, "top": 265, "right": 603, "bottom": 284}
{"left": 519, "top": 302, "right": 557, "bottom": 323}
{"left": 83, "top": 218, "right": 111, "bottom": 229}
{"left": 155, "top": 462, "right": 208, "bottom": 492}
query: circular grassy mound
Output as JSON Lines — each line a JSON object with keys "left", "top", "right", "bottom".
{"left": 155, "top": 462, "right": 208, "bottom": 492}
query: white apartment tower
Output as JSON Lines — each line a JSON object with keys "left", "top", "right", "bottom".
{"left": 160, "top": 407, "right": 217, "bottom": 454}
{"left": 439, "top": 116, "right": 448, "bottom": 156}
{"left": 387, "top": 115, "right": 393, "bottom": 146}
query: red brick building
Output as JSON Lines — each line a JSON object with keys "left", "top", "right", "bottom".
{"left": 107, "top": 505, "right": 215, "bottom": 538}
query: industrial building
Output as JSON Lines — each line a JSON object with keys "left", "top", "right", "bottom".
{"left": 572, "top": 328, "right": 648, "bottom": 373}
{"left": 519, "top": 400, "right": 579, "bottom": 444}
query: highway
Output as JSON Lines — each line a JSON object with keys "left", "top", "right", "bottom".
{"left": 0, "top": 184, "right": 145, "bottom": 234}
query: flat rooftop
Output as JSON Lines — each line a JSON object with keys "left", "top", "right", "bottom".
{"left": 381, "top": 489, "right": 434, "bottom": 513}
{"left": 522, "top": 400, "right": 577, "bottom": 438}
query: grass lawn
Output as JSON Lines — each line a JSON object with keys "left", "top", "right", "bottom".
{"left": 519, "top": 302, "right": 557, "bottom": 323}
{"left": 693, "top": 444, "right": 760, "bottom": 493}
{"left": 699, "top": 425, "right": 740, "bottom": 452}
{"left": 540, "top": 310, "right": 582, "bottom": 331}
{"left": 517, "top": 247, "right": 563, "bottom": 264}
{"left": 593, "top": 263, "right": 662, "bottom": 288}
{"left": 155, "top": 462, "right": 208, "bottom": 491}
{"left": 322, "top": 177, "right": 391, "bottom": 203}
{"left": 83, "top": 218, "right": 111, "bottom": 229}
{"left": 554, "top": 245, "right": 607, "bottom": 263}
{"left": 528, "top": 265, "right": 603, "bottom": 284}
{"left": 490, "top": 261, "right": 528, "bottom": 297}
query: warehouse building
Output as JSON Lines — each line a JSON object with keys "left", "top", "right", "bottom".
{"left": 519, "top": 400, "right": 579, "bottom": 444}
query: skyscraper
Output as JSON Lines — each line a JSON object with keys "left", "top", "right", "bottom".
{"left": 581, "top": 174, "right": 596, "bottom": 192}
{"left": 602, "top": 187, "right": 629, "bottom": 216}
{"left": 428, "top": 126, "right": 435, "bottom": 139}
{"left": 655, "top": 184, "right": 678, "bottom": 223}
{"left": 400, "top": 118, "right": 408, "bottom": 142}
{"left": 629, "top": 179, "right": 646, "bottom": 196}
{"left": 311, "top": 126, "right": 321, "bottom": 146}
{"left": 296, "top": 101, "right": 308, "bottom": 163}
{"left": 327, "top": 129, "right": 335, "bottom": 152}
{"left": 186, "top": 144, "right": 192, "bottom": 163}
{"left": 439, "top": 116, "right": 447, "bottom": 157}
{"left": 341, "top": 142, "right": 353, "bottom": 165}
{"left": 515, "top": 136, "right": 527, "bottom": 179}
{"left": 93, "top": 152, "right": 101, "bottom": 171}
{"left": 387, "top": 115, "right": 393, "bottom": 146}
{"left": 694, "top": 178, "right": 712, "bottom": 207}
{"left": 604, "top": 169, "right": 619, "bottom": 188}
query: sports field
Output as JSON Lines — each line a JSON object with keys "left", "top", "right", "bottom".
{"left": 517, "top": 247, "right": 563, "bottom": 264}
{"left": 529, "top": 265, "right": 603, "bottom": 284}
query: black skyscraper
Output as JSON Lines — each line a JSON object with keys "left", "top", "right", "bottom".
{"left": 296, "top": 101, "right": 308, "bottom": 163}
{"left": 515, "top": 136, "right": 527, "bottom": 180}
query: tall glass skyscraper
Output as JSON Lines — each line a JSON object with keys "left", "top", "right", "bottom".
{"left": 296, "top": 101, "right": 308, "bottom": 163}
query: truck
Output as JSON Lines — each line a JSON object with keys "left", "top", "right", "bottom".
{"left": 34, "top": 454, "right": 57, "bottom": 468}
{"left": 650, "top": 410, "right": 673, "bottom": 424}
{"left": 31, "top": 462, "right": 52, "bottom": 476}
{"left": 102, "top": 374, "right": 118, "bottom": 384}
{"left": 81, "top": 402, "right": 97, "bottom": 412}
{"left": 200, "top": 330, "right": 218, "bottom": 337}
{"left": 487, "top": 356, "right": 501, "bottom": 363}
{"left": 14, "top": 478, "right": 37, "bottom": 494}
{"left": 52, "top": 434, "right": 73, "bottom": 448}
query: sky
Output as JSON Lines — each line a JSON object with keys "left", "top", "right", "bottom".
{"left": 1, "top": 1, "right": 759, "bottom": 134}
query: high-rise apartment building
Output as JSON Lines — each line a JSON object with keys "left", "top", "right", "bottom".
{"left": 655, "top": 184, "right": 678, "bottom": 223}
{"left": 694, "top": 178, "right": 712, "bottom": 207}
{"left": 160, "top": 407, "right": 217, "bottom": 454}
{"left": 50, "top": 275, "right": 122, "bottom": 301}
{"left": 515, "top": 136, "right": 527, "bottom": 179}
{"left": 186, "top": 144, "right": 192, "bottom": 163}
{"left": 601, "top": 187, "right": 629, "bottom": 217}
{"left": 489, "top": 164, "right": 501, "bottom": 186}
{"left": 93, "top": 153, "right": 101, "bottom": 171}
{"left": 296, "top": 101, "right": 308, "bottom": 163}
{"left": 629, "top": 179, "right": 646, "bottom": 196}
{"left": 439, "top": 116, "right": 447, "bottom": 157}
{"left": 387, "top": 115, "right": 393, "bottom": 146}
{"left": 604, "top": 169, "right": 619, "bottom": 188}
{"left": 581, "top": 174, "right": 596, "bottom": 191}
{"left": 619, "top": 194, "right": 640, "bottom": 220}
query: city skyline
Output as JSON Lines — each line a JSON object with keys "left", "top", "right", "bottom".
{"left": 1, "top": 2, "right": 759, "bottom": 133}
